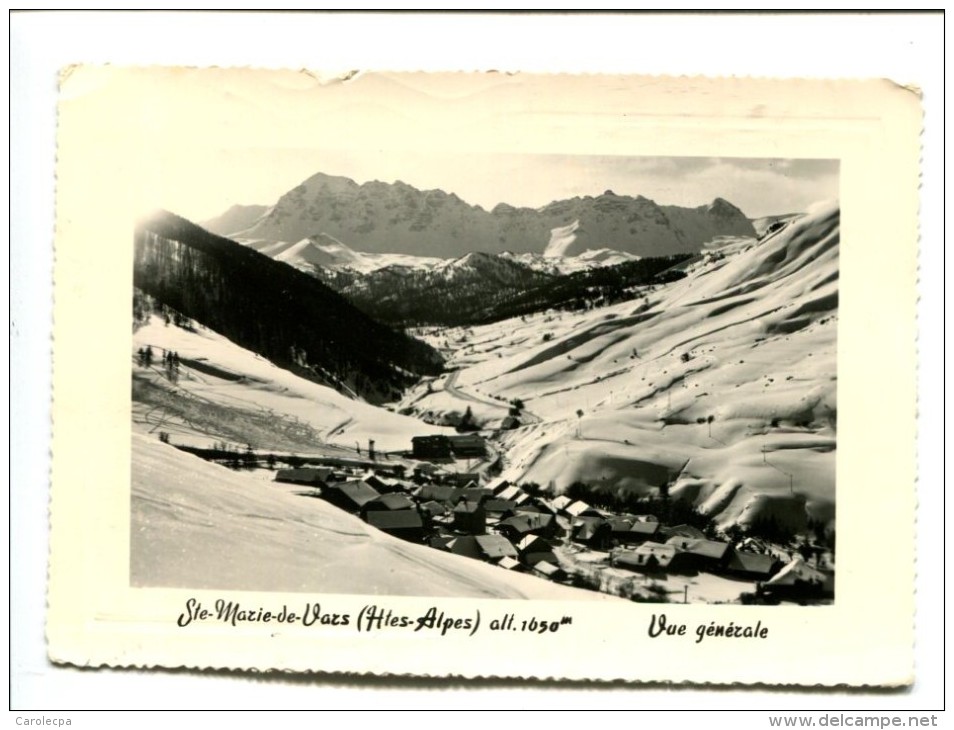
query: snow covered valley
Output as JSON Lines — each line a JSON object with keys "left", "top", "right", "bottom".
{"left": 131, "top": 202, "right": 838, "bottom": 603}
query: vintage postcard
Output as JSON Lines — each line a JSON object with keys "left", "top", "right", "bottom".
{"left": 47, "top": 67, "right": 920, "bottom": 685}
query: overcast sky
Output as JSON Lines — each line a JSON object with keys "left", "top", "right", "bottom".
{"left": 65, "top": 68, "right": 839, "bottom": 222}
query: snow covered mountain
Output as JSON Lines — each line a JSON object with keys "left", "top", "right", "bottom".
{"left": 750, "top": 212, "right": 803, "bottom": 239}
{"left": 501, "top": 249, "right": 641, "bottom": 276}
{"left": 210, "top": 172, "right": 755, "bottom": 258}
{"left": 241, "top": 233, "right": 446, "bottom": 274}
{"left": 131, "top": 198, "right": 839, "bottom": 600}
{"left": 202, "top": 203, "right": 269, "bottom": 237}
{"left": 401, "top": 201, "right": 840, "bottom": 535}
{"left": 134, "top": 210, "right": 444, "bottom": 403}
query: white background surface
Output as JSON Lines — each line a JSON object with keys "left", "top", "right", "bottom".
{"left": 9, "top": 10, "right": 945, "bottom": 716}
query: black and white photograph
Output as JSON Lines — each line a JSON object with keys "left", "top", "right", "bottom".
{"left": 17, "top": 11, "right": 939, "bottom": 710}
{"left": 129, "top": 70, "right": 838, "bottom": 606}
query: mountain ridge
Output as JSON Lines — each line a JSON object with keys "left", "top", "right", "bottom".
{"left": 205, "top": 171, "right": 756, "bottom": 258}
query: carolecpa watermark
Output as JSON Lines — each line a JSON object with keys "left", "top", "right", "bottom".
{"left": 15, "top": 718, "right": 73, "bottom": 727}
{"left": 768, "top": 714, "right": 939, "bottom": 728}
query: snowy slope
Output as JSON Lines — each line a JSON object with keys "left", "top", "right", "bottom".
{"left": 543, "top": 219, "right": 581, "bottom": 257}
{"left": 242, "top": 235, "right": 639, "bottom": 280}
{"left": 500, "top": 249, "right": 640, "bottom": 276}
{"left": 241, "top": 233, "right": 445, "bottom": 275}
{"left": 133, "top": 316, "right": 453, "bottom": 453}
{"left": 404, "top": 202, "right": 840, "bottom": 532}
{"left": 131, "top": 433, "right": 610, "bottom": 599}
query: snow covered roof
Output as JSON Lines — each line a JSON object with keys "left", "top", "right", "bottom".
{"left": 628, "top": 521, "right": 660, "bottom": 536}
{"left": 516, "top": 534, "right": 548, "bottom": 552}
{"left": 615, "top": 542, "right": 678, "bottom": 569}
{"left": 551, "top": 495, "right": 573, "bottom": 511}
{"left": 766, "top": 556, "right": 826, "bottom": 586}
{"left": 533, "top": 561, "right": 562, "bottom": 578}
{"left": 565, "top": 501, "right": 590, "bottom": 517}
{"left": 497, "top": 485, "right": 521, "bottom": 501}
{"left": 485, "top": 477, "right": 510, "bottom": 493}
{"left": 475, "top": 535, "right": 518, "bottom": 560}
{"left": 325, "top": 480, "right": 380, "bottom": 508}
{"left": 666, "top": 537, "right": 730, "bottom": 561}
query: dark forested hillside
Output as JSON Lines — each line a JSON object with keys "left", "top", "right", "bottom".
{"left": 317, "top": 253, "right": 693, "bottom": 328}
{"left": 475, "top": 255, "right": 693, "bottom": 323}
{"left": 312, "top": 252, "right": 554, "bottom": 328}
{"left": 134, "top": 210, "right": 444, "bottom": 402}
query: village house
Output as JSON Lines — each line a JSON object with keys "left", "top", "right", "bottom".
{"left": 565, "top": 500, "right": 592, "bottom": 518}
{"left": 662, "top": 523, "right": 706, "bottom": 540}
{"left": 614, "top": 542, "right": 678, "bottom": 574}
{"left": 361, "top": 472, "right": 409, "bottom": 494}
{"left": 274, "top": 467, "right": 334, "bottom": 486}
{"left": 444, "top": 536, "right": 482, "bottom": 560}
{"left": 529, "top": 498, "right": 558, "bottom": 515}
{"left": 364, "top": 510, "right": 425, "bottom": 543}
{"left": 579, "top": 506, "right": 614, "bottom": 519}
{"left": 305, "top": 455, "right": 404, "bottom": 475}
{"left": 412, "top": 435, "right": 452, "bottom": 460}
{"left": 761, "top": 556, "right": 833, "bottom": 602}
{"left": 483, "top": 499, "right": 518, "bottom": 521}
{"left": 512, "top": 491, "right": 532, "bottom": 507}
{"left": 666, "top": 536, "right": 732, "bottom": 572}
{"left": 474, "top": 534, "right": 519, "bottom": 561}
{"left": 724, "top": 550, "right": 782, "bottom": 581}
{"left": 532, "top": 560, "right": 566, "bottom": 582}
{"left": 609, "top": 518, "right": 660, "bottom": 546}
{"left": 420, "top": 500, "right": 453, "bottom": 527}
{"left": 496, "top": 515, "right": 535, "bottom": 542}
{"left": 415, "top": 484, "right": 461, "bottom": 505}
{"left": 515, "top": 535, "right": 557, "bottom": 566}
{"left": 451, "top": 472, "right": 482, "bottom": 488}
{"left": 496, "top": 485, "right": 522, "bottom": 502}
{"left": 550, "top": 495, "right": 573, "bottom": 512}
{"left": 459, "top": 486, "right": 492, "bottom": 502}
{"left": 499, "top": 512, "right": 560, "bottom": 541}
{"left": 514, "top": 501, "right": 541, "bottom": 514}
{"left": 495, "top": 556, "right": 525, "bottom": 572}
{"left": 360, "top": 492, "right": 417, "bottom": 517}
{"left": 570, "top": 516, "right": 613, "bottom": 550}
{"left": 319, "top": 480, "right": 381, "bottom": 513}
{"left": 448, "top": 433, "right": 486, "bottom": 458}
{"left": 437, "top": 535, "right": 518, "bottom": 563}
{"left": 452, "top": 498, "right": 486, "bottom": 535}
